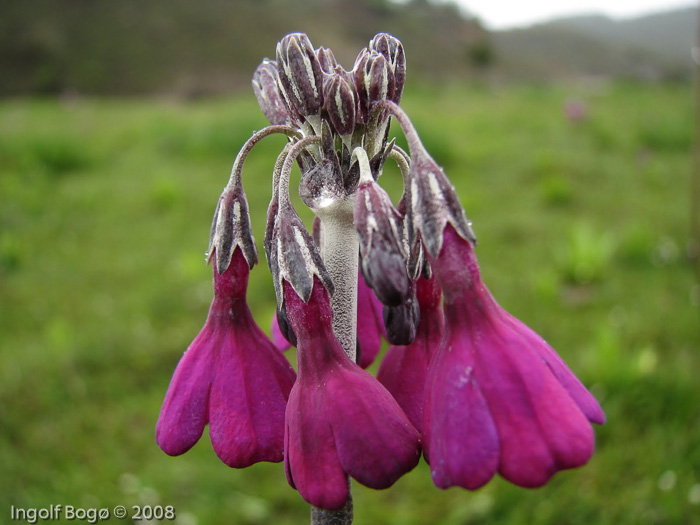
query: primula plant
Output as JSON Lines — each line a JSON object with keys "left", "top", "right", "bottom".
{"left": 156, "top": 32, "right": 605, "bottom": 524}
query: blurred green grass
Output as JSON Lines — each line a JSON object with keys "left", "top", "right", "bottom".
{"left": 1, "top": 81, "right": 698, "bottom": 524}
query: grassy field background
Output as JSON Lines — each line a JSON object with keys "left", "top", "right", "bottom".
{"left": 1, "top": 81, "right": 698, "bottom": 524}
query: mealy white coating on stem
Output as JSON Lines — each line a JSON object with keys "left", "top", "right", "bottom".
{"left": 317, "top": 196, "right": 358, "bottom": 360}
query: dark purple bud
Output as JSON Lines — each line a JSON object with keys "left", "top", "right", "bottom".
{"left": 269, "top": 203, "right": 334, "bottom": 305}
{"left": 276, "top": 33, "right": 324, "bottom": 118}
{"left": 396, "top": 193, "right": 426, "bottom": 281}
{"left": 208, "top": 186, "right": 257, "bottom": 274}
{"left": 323, "top": 72, "right": 357, "bottom": 137}
{"left": 369, "top": 33, "right": 406, "bottom": 104}
{"left": 383, "top": 283, "right": 420, "bottom": 345}
{"left": 353, "top": 49, "right": 396, "bottom": 124}
{"left": 354, "top": 178, "right": 410, "bottom": 307}
{"left": 252, "top": 59, "right": 291, "bottom": 126}
{"left": 316, "top": 46, "right": 338, "bottom": 75}
{"left": 406, "top": 146, "right": 476, "bottom": 259}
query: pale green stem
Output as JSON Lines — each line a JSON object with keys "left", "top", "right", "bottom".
{"left": 389, "top": 145, "right": 411, "bottom": 180}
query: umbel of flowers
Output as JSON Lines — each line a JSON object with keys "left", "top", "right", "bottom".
{"left": 156, "top": 32, "right": 604, "bottom": 521}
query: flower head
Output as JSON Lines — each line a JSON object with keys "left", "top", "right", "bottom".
{"left": 283, "top": 277, "right": 420, "bottom": 510}
{"left": 156, "top": 247, "right": 296, "bottom": 467}
{"left": 159, "top": 31, "right": 605, "bottom": 515}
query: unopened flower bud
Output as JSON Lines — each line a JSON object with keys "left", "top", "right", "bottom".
{"left": 316, "top": 46, "right": 338, "bottom": 75}
{"left": 383, "top": 283, "right": 420, "bottom": 345}
{"left": 353, "top": 49, "right": 395, "bottom": 124}
{"left": 369, "top": 33, "right": 406, "bottom": 103}
{"left": 252, "top": 59, "right": 291, "bottom": 126}
{"left": 354, "top": 177, "right": 410, "bottom": 307}
{"left": 276, "top": 33, "right": 324, "bottom": 118}
{"left": 323, "top": 72, "right": 357, "bottom": 137}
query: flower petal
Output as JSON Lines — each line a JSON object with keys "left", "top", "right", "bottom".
{"left": 329, "top": 365, "right": 421, "bottom": 490}
{"left": 427, "top": 224, "right": 601, "bottom": 488}
{"left": 208, "top": 319, "right": 295, "bottom": 467}
{"left": 506, "top": 314, "right": 605, "bottom": 424}
{"left": 270, "top": 310, "right": 292, "bottom": 351}
{"left": 156, "top": 326, "right": 214, "bottom": 456}
{"left": 424, "top": 335, "right": 499, "bottom": 490}
{"left": 282, "top": 278, "right": 420, "bottom": 507}
{"left": 285, "top": 384, "right": 349, "bottom": 510}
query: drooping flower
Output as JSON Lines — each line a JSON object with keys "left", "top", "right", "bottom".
{"left": 422, "top": 225, "right": 605, "bottom": 490}
{"left": 156, "top": 247, "right": 296, "bottom": 468}
{"left": 283, "top": 277, "right": 421, "bottom": 510}
{"left": 377, "top": 273, "right": 444, "bottom": 432}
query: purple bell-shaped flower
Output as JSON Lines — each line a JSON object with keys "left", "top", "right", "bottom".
{"left": 283, "top": 277, "right": 420, "bottom": 510}
{"left": 156, "top": 248, "right": 296, "bottom": 467}
{"left": 423, "top": 225, "right": 605, "bottom": 489}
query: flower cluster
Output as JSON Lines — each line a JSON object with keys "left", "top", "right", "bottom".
{"left": 157, "top": 32, "right": 604, "bottom": 512}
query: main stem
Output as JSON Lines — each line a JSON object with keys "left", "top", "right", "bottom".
{"left": 311, "top": 196, "right": 358, "bottom": 525}
{"left": 320, "top": 197, "right": 359, "bottom": 361}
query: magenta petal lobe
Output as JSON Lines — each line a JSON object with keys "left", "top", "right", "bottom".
{"left": 156, "top": 329, "right": 213, "bottom": 456}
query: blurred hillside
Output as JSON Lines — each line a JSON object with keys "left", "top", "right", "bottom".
{"left": 494, "top": 6, "right": 697, "bottom": 81}
{"left": 0, "top": 0, "right": 696, "bottom": 97}
{"left": 0, "top": 0, "right": 486, "bottom": 97}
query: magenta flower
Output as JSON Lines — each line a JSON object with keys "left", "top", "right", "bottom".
{"left": 282, "top": 277, "right": 420, "bottom": 510}
{"left": 423, "top": 225, "right": 605, "bottom": 490}
{"left": 377, "top": 273, "right": 444, "bottom": 432}
{"left": 156, "top": 247, "right": 296, "bottom": 468}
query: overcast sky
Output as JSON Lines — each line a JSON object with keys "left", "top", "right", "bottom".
{"left": 450, "top": 0, "right": 697, "bottom": 29}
